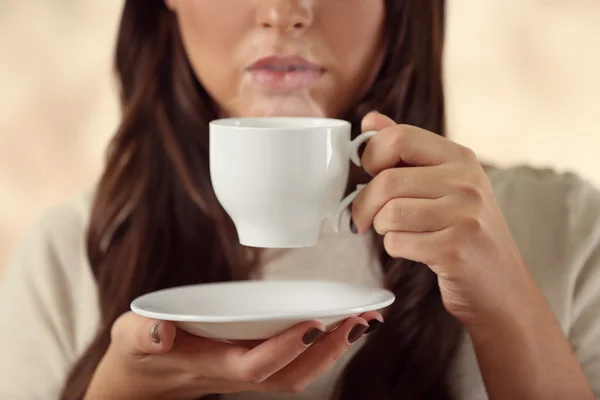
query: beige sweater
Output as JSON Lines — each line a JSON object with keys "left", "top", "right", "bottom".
{"left": 1, "top": 166, "right": 600, "bottom": 399}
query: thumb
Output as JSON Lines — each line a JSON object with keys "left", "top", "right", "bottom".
{"left": 361, "top": 111, "right": 397, "bottom": 133}
{"left": 111, "top": 312, "right": 177, "bottom": 356}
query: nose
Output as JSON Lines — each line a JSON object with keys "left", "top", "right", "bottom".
{"left": 255, "top": 0, "right": 313, "bottom": 35}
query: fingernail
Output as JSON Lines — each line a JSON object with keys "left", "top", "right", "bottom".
{"left": 365, "top": 319, "right": 382, "bottom": 334}
{"left": 348, "top": 323, "right": 369, "bottom": 344}
{"left": 302, "top": 328, "right": 325, "bottom": 345}
{"left": 350, "top": 218, "right": 358, "bottom": 234}
{"left": 150, "top": 321, "right": 161, "bottom": 344}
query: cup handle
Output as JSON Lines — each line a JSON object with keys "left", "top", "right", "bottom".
{"left": 330, "top": 130, "right": 378, "bottom": 233}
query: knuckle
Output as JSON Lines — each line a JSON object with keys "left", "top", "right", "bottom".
{"left": 466, "top": 167, "right": 487, "bottom": 187}
{"left": 379, "top": 169, "right": 399, "bottom": 197}
{"left": 111, "top": 312, "right": 151, "bottom": 354}
{"left": 440, "top": 231, "right": 470, "bottom": 265}
{"left": 111, "top": 312, "right": 132, "bottom": 340}
{"left": 383, "top": 233, "right": 402, "bottom": 258}
{"left": 238, "top": 368, "right": 269, "bottom": 384}
{"left": 442, "top": 245, "right": 465, "bottom": 266}
{"left": 374, "top": 200, "right": 402, "bottom": 235}
{"left": 389, "top": 200, "right": 405, "bottom": 225}
{"left": 461, "top": 215, "right": 484, "bottom": 235}
{"left": 224, "top": 348, "right": 262, "bottom": 382}
{"left": 110, "top": 318, "right": 123, "bottom": 342}
{"left": 223, "top": 346, "right": 246, "bottom": 364}
{"left": 390, "top": 124, "right": 409, "bottom": 150}
{"left": 373, "top": 218, "right": 385, "bottom": 235}
{"left": 287, "top": 382, "right": 309, "bottom": 394}
{"left": 457, "top": 145, "right": 478, "bottom": 162}
{"left": 458, "top": 182, "right": 484, "bottom": 203}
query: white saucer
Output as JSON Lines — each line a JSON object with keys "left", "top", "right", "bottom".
{"left": 131, "top": 280, "right": 395, "bottom": 340}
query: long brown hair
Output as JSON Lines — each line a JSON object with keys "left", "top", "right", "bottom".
{"left": 60, "top": 1, "right": 462, "bottom": 399}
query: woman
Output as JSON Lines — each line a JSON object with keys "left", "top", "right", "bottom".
{"left": 0, "top": 1, "right": 598, "bottom": 399}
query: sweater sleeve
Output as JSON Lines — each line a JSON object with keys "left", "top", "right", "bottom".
{"left": 0, "top": 201, "right": 97, "bottom": 399}
{"left": 567, "top": 178, "right": 600, "bottom": 398}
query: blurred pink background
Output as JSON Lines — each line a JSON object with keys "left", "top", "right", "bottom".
{"left": 2, "top": 1, "right": 600, "bottom": 272}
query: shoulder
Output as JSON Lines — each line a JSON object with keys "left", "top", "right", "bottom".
{"left": 11, "top": 189, "right": 94, "bottom": 274}
{"left": 2, "top": 188, "right": 96, "bottom": 299}
{"left": 0, "top": 190, "right": 99, "bottom": 398}
{"left": 487, "top": 164, "right": 598, "bottom": 213}
{"left": 487, "top": 164, "right": 600, "bottom": 250}
{"left": 29, "top": 189, "right": 93, "bottom": 237}
{"left": 487, "top": 165, "right": 600, "bottom": 328}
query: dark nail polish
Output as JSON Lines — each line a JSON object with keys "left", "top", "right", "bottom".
{"left": 150, "top": 321, "right": 161, "bottom": 344}
{"left": 350, "top": 218, "right": 358, "bottom": 234}
{"left": 302, "top": 328, "right": 325, "bottom": 345}
{"left": 348, "top": 323, "right": 369, "bottom": 344}
{"left": 365, "top": 320, "right": 382, "bottom": 334}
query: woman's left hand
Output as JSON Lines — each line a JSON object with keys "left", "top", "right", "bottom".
{"left": 351, "top": 111, "right": 539, "bottom": 334}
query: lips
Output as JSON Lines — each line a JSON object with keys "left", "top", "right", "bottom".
{"left": 247, "top": 56, "right": 324, "bottom": 91}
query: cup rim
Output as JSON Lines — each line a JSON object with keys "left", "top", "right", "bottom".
{"left": 209, "top": 116, "right": 350, "bottom": 130}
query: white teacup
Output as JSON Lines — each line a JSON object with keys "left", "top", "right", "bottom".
{"left": 209, "top": 117, "right": 376, "bottom": 248}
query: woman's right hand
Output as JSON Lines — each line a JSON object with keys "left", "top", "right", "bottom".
{"left": 84, "top": 311, "right": 381, "bottom": 400}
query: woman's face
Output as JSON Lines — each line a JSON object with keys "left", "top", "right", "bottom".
{"left": 167, "top": 0, "right": 386, "bottom": 118}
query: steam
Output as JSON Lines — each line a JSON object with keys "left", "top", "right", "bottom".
{"left": 222, "top": 15, "right": 327, "bottom": 118}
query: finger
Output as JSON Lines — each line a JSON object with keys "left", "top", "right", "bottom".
{"left": 361, "top": 110, "right": 396, "bottom": 132}
{"left": 266, "top": 317, "right": 369, "bottom": 393}
{"left": 228, "top": 339, "right": 265, "bottom": 349}
{"left": 358, "top": 311, "right": 385, "bottom": 334}
{"left": 372, "top": 197, "right": 453, "bottom": 235}
{"left": 111, "top": 312, "right": 177, "bottom": 356}
{"left": 358, "top": 311, "right": 384, "bottom": 323}
{"left": 383, "top": 230, "right": 447, "bottom": 268}
{"left": 361, "top": 124, "right": 468, "bottom": 176}
{"left": 351, "top": 166, "right": 449, "bottom": 233}
{"left": 169, "top": 333, "right": 256, "bottom": 382}
{"left": 236, "top": 320, "right": 326, "bottom": 384}
{"left": 166, "top": 320, "right": 325, "bottom": 385}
